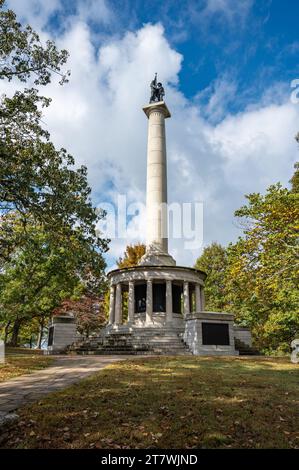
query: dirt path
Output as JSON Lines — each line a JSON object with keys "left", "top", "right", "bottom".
{"left": 0, "top": 355, "right": 131, "bottom": 414}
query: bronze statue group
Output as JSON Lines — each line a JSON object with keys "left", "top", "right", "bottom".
{"left": 150, "top": 73, "right": 165, "bottom": 103}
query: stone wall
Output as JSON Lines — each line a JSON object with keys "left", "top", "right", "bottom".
{"left": 47, "top": 316, "right": 78, "bottom": 353}
{"left": 233, "top": 326, "right": 252, "bottom": 347}
{"left": 184, "top": 312, "right": 238, "bottom": 356}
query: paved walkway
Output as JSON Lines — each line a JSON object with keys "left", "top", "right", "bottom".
{"left": 0, "top": 355, "right": 131, "bottom": 414}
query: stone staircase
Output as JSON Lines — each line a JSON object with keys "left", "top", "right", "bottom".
{"left": 235, "top": 339, "right": 261, "bottom": 356}
{"left": 67, "top": 327, "right": 192, "bottom": 356}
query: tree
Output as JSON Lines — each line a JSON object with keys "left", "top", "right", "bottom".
{"left": 290, "top": 134, "right": 299, "bottom": 192}
{"left": 0, "top": 214, "right": 107, "bottom": 346}
{"left": 226, "top": 182, "right": 299, "bottom": 352}
{"left": 0, "top": 1, "right": 109, "bottom": 346}
{"left": 0, "top": 0, "right": 106, "bottom": 263}
{"left": 117, "top": 243, "right": 146, "bottom": 268}
{"left": 290, "top": 161, "right": 299, "bottom": 193}
{"left": 194, "top": 243, "right": 228, "bottom": 311}
{"left": 0, "top": 0, "right": 69, "bottom": 85}
{"left": 52, "top": 296, "right": 106, "bottom": 339}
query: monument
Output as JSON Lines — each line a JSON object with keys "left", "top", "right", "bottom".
{"left": 48, "top": 75, "right": 252, "bottom": 355}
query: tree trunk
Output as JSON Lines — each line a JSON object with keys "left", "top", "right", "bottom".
{"left": 9, "top": 319, "right": 22, "bottom": 347}
{"left": 4, "top": 321, "right": 11, "bottom": 345}
{"left": 37, "top": 318, "right": 44, "bottom": 349}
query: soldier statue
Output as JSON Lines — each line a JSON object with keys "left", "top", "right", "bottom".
{"left": 150, "top": 73, "right": 165, "bottom": 103}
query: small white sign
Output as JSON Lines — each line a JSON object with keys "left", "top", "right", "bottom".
{"left": 290, "top": 339, "right": 299, "bottom": 364}
{"left": 0, "top": 340, "right": 4, "bottom": 363}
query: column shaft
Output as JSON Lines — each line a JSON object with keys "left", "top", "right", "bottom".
{"left": 128, "top": 282, "right": 135, "bottom": 324}
{"left": 183, "top": 281, "right": 190, "bottom": 316}
{"left": 195, "top": 284, "right": 202, "bottom": 312}
{"left": 166, "top": 280, "right": 173, "bottom": 323}
{"left": 108, "top": 285, "right": 115, "bottom": 324}
{"left": 146, "top": 107, "right": 168, "bottom": 252}
{"left": 146, "top": 280, "right": 153, "bottom": 324}
{"left": 115, "top": 283, "right": 122, "bottom": 325}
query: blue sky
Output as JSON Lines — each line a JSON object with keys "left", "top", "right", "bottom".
{"left": 4, "top": 0, "right": 299, "bottom": 267}
{"left": 43, "top": 0, "right": 299, "bottom": 108}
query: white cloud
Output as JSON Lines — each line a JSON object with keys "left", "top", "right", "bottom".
{"left": 77, "top": 0, "right": 112, "bottom": 25}
{"left": 196, "top": 74, "right": 238, "bottom": 123}
{"left": 1, "top": 7, "right": 298, "bottom": 268}
{"left": 7, "top": 0, "right": 62, "bottom": 30}
{"left": 212, "top": 102, "right": 298, "bottom": 192}
{"left": 6, "top": 0, "right": 112, "bottom": 31}
{"left": 202, "top": 0, "right": 253, "bottom": 26}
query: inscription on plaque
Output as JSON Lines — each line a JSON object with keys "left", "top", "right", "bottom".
{"left": 202, "top": 322, "right": 230, "bottom": 345}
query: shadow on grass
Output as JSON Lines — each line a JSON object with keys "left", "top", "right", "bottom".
{"left": 2, "top": 356, "right": 298, "bottom": 449}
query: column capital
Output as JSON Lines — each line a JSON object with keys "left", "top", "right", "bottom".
{"left": 142, "top": 101, "right": 171, "bottom": 119}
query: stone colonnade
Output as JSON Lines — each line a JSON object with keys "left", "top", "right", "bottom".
{"left": 108, "top": 267, "right": 205, "bottom": 327}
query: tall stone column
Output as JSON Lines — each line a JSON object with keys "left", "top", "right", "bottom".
{"left": 166, "top": 280, "right": 173, "bottom": 323}
{"left": 108, "top": 285, "right": 115, "bottom": 325}
{"left": 140, "top": 101, "right": 175, "bottom": 267}
{"left": 146, "top": 280, "right": 153, "bottom": 324}
{"left": 128, "top": 282, "right": 135, "bottom": 324}
{"left": 183, "top": 281, "right": 190, "bottom": 317}
{"left": 115, "top": 283, "right": 122, "bottom": 325}
{"left": 195, "top": 284, "right": 202, "bottom": 312}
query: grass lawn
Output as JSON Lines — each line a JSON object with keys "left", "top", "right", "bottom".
{"left": 2, "top": 356, "right": 298, "bottom": 449}
{"left": 0, "top": 352, "right": 53, "bottom": 382}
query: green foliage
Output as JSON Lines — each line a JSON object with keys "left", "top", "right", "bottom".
{"left": 196, "top": 174, "right": 299, "bottom": 353}
{"left": 195, "top": 243, "right": 227, "bottom": 311}
{"left": 290, "top": 161, "right": 299, "bottom": 193}
{"left": 0, "top": 0, "right": 106, "bottom": 260}
{"left": 0, "top": 0, "right": 69, "bottom": 86}
{"left": 226, "top": 183, "right": 299, "bottom": 352}
{"left": 0, "top": 1, "right": 109, "bottom": 346}
{"left": 0, "top": 214, "right": 107, "bottom": 345}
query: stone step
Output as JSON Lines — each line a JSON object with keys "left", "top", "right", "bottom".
{"left": 130, "top": 336, "right": 183, "bottom": 340}
{"left": 86, "top": 337, "right": 185, "bottom": 343}
{"left": 72, "top": 350, "right": 149, "bottom": 356}
{"left": 101, "top": 338, "right": 183, "bottom": 344}
{"left": 72, "top": 349, "right": 190, "bottom": 356}
{"left": 75, "top": 344, "right": 187, "bottom": 351}
{"left": 67, "top": 326, "right": 191, "bottom": 356}
{"left": 92, "top": 343, "right": 187, "bottom": 350}
{"left": 102, "top": 330, "right": 184, "bottom": 336}
{"left": 103, "top": 333, "right": 183, "bottom": 339}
